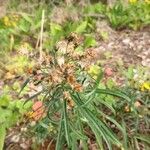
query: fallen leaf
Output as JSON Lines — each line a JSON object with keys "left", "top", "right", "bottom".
{"left": 104, "top": 67, "right": 113, "bottom": 76}
{"left": 32, "top": 101, "right": 43, "bottom": 111}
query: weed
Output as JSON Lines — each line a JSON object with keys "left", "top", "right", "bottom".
{"left": 19, "top": 35, "right": 133, "bottom": 149}
{"left": 0, "top": 95, "right": 32, "bottom": 150}
{"left": 0, "top": 1, "right": 149, "bottom": 149}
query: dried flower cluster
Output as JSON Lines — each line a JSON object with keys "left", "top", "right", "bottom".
{"left": 26, "top": 33, "right": 98, "bottom": 117}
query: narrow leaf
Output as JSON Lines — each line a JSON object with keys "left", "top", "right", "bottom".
{"left": 56, "top": 114, "right": 64, "bottom": 150}
{"left": 96, "top": 89, "right": 131, "bottom": 102}
{"left": 63, "top": 100, "right": 71, "bottom": 147}
{"left": 19, "top": 78, "right": 30, "bottom": 95}
{"left": 0, "top": 125, "right": 6, "bottom": 150}
{"left": 24, "top": 90, "right": 43, "bottom": 105}
{"left": 75, "top": 21, "right": 87, "bottom": 33}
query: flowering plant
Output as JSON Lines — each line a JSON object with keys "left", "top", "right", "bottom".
{"left": 21, "top": 33, "right": 131, "bottom": 149}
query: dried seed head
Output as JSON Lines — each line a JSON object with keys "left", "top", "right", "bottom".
{"left": 63, "top": 91, "right": 71, "bottom": 100}
{"left": 67, "top": 32, "right": 84, "bottom": 47}
{"left": 50, "top": 69, "right": 63, "bottom": 84}
{"left": 57, "top": 56, "right": 65, "bottom": 66}
{"left": 85, "top": 48, "right": 97, "bottom": 60}
{"left": 63, "top": 91, "right": 75, "bottom": 109}
{"left": 73, "top": 83, "right": 83, "bottom": 92}
{"left": 67, "top": 75, "right": 76, "bottom": 85}
{"left": 56, "top": 40, "right": 68, "bottom": 55}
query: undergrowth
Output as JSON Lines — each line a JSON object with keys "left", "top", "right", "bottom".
{"left": 0, "top": 0, "right": 150, "bottom": 150}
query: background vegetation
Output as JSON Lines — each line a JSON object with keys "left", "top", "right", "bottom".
{"left": 0, "top": 0, "right": 150, "bottom": 150}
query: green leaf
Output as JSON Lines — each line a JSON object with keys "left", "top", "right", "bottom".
{"left": 97, "top": 98, "right": 116, "bottom": 114}
{"left": 84, "top": 3, "right": 106, "bottom": 14}
{"left": 0, "top": 95, "right": 10, "bottom": 107}
{"left": 69, "top": 123, "right": 87, "bottom": 140}
{"left": 124, "top": 66, "right": 134, "bottom": 79}
{"left": 18, "top": 19, "right": 31, "bottom": 32}
{"left": 23, "top": 101, "right": 33, "bottom": 110}
{"left": 80, "top": 108, "right": 114, "bottom": 149}
{"left": 56, "top": 114, "right": 64, "bottom": 150}
{"left": 19, "top": 78, "right": 30, "bottom": 95}
{"left": 87, "top": 109, "right": 121, "bottom": 145}
{"left": 106, "top": 79, "right": 116, "bottom": 89}
{"left": 76, "top": 116, "right": 88, "bottom": 150}
{"left": 99, "top": 111, "right": 124, "bottom": 132}
{"left": 84, "top": 36, "right": 97, "bottom": 48}
{"left": 88, "top": 121, "right": 104, "bottom": 150}
{"left": 0, "top": 125, "right": 6, "bottom": 150}
{"left": 50, "top": 23, "right": 62, "bottom": 36}
{"left": 70, "top": 133, "right": 78, "bottom": 150}
{"left": 75, "top": 21, "right": 87, "bottom": 33}
{"left": 24, "top": 90, "right": 43, "bottom": 105}
{"left": 0, "top": 108, "right": 12, "bottom": 124}
{"left": 72, "top": 93, "right": 121, "bottom": 149}
{"left": 32, "top": 20, "right": 41, "bottom": 30}
{"left": 63, "top": 100, "right": 71, "bottom": 147}
{"left": 16, "top": 100, "right": 32, "bottom": 114}
{"left": 135, "top": 134, "right": 150, "bottom": 144}
{"left": 21, "top": 13, "right": 33, "bottom": 24}
{"left": 96, "top": 89, "right": 131, "bottom": 102}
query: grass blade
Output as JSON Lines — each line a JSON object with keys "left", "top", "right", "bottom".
{"left": 80, "top": 108, "right": 112, "bottom": 150}
{"left": 69, "top": 123, "right": 87, "bottom": 140}
{"left": 19, "top": 78, "right": 30, "bottom": 95}
{"left": 56, "top": 114, "right": 64, "bottom": 150}
{"left": 96, "top": 89, "right": 131, "bottom": 102}
{"left": 0, "top": 125, "right": 6, "bottom": 150}
{"left": 71, "top": 133, "right": 78, "bottom": 150}
{"left": 23, "top": 90, "right": 43, "bottom": 105}
{"left": 63, "top": 100, "right": 71, "bottom": 147}
{"left": 135, "top": 134, "right": 150, "bottom": 144}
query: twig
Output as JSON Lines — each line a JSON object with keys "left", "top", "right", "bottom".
{"left": 47, "top": 139, "right": 55, "bottom": 150}
{"left": 39, "top": 9, "right": 45, "bottom": 63}
{"left": 36, "top": 34, "right": 40, "bottom": 50}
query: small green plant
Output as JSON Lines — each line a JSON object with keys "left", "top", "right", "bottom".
{"left": 0, "top": 95, "right": 32, "bottom": 150}
{"left": 84, "top": 35, "right": 97, "bottom": 48}
{"left": 116, "top": 85, "right": 150, "bottom": 150}
{"left": 84, "top": 2, "right": 106, "bottom": 14}
{"left": 106, "top": 0, "right": 150, "bottom": 30}
{"left": 83, "top": 1, "right": 150, "bottom": 30}
{"left": 106, "top": 1, "right": 129, "bottom": 29}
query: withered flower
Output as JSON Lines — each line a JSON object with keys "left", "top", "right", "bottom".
{"left": 66, "top": 32, "right": 84, "bottom": 47}
{"left": 85, "top": 48, "right": 97, "bottom": 60}
{"left": 63, "top": 91, "right": 75, "bottom": 109}
{"left": 67, "top": 75, "right": 76, "bottom": 85}
{"left": 57, "top": 56, "right": 65, "bottom": 67}
{"left": 73, "top": 83, "right": 83, "bottom": 92}
{"left": 56, "top": 40, "right": 68, "bottom": 55}
{"left": 67, "top": 75, "right": 83, "bottom": 92}
{"left": 50, "top": 68, "right": 63, "bottom": 84}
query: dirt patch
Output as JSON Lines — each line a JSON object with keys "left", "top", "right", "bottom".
{"left": 95, "top": 25, "right": 150, "bottom": 69}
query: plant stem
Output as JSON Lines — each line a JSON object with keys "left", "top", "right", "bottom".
{"left": 39, "top": 9, "right": 45, "bottom": 63}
